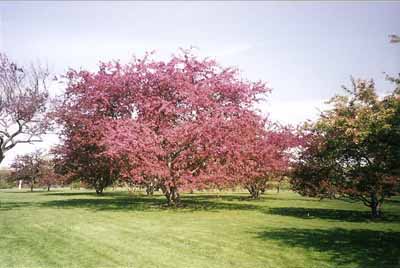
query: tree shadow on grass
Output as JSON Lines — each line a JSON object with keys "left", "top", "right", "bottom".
{"left": 39, "top": 194, "right": 260, "bottom": 212}
{"left": 179, "top": 194, "right": 252, "bottom": 202}
{"left": 41, "top": 195, "right": 165, "bottom": 212}
{"left": 256, "top": 227, "right": 400, "bottom": 268}
{"left": 0, "top": 191, "right": 260, "bottom": 212}
{"left": 0, "top": 201, "right": 37, "bottom": 211}
{"left": 42, "top": 190, "right": 333, "bottom": 204}
{"left": 184, "top": 192, "right": 323, "bottom": 203}
{"left": 269, "top": 207, "right": 400, "bottom": 222}
{"left": 386, "top": 198, "right": 400, "bottom": 205}
{"left": 45, "top": 191, "right": 251, "bottom": 202}
{"left": 46, "top": 192, "right": 246, "bottom": 200}
{"left": 43, "top": 192, "right": 103, "bottom": 197}
{"left": 3, "top": 191, "right": 399, "bottom": 222}
{"left": 180, "top": 196, "right": 260, "bottom": 211}
{"left": 261, "top": 193, "right": 324, "bottom": 202}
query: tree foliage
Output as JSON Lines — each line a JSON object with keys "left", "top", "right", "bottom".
{"left": 293, "top": 77, "right": 400, "bottom": 218}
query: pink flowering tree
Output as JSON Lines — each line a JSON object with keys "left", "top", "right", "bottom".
{"left": 0, "top": 53, "right": 49, "bottom": 164}
{"left": 102, "top": 51, "right": 269, "bottom": 205}
{"left": 54, "top": 50, "right": 269, "bottom": 203}
{"left": 224, "top": 114, "right": 300, "bottom": 199}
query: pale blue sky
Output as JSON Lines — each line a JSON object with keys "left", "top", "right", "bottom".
{"left": 0, "top": 1, "right": 399, "bottom": 166}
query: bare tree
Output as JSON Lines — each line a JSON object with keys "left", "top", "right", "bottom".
{"left": 0, "top": 53, "right": 49, "bottom": 164}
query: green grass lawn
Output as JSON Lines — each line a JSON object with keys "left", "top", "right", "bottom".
{"left": 1, "top": 189, "right": 399, "bottom": 268}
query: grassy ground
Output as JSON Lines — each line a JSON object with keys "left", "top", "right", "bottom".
{"left": 0, "top": 189, "right": 399, "bottom": 268}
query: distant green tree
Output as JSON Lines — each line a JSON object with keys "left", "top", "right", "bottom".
{"left": 293, "top": 77, "right": 400, "bottom": 218}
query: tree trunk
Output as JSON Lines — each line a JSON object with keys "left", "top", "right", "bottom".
{"left": 146, "top": 183, "right": 154, "bottom": 196}
{"left": 47, "top": 185, "right": 50, "bottom": 191}
{"left": 163, "top": 186, "right": 181, "bottom": 206}
{"left": 170, "top": 187, "right": 180, "bottom": 206}
{"left": 247, "top": 185, "right": 260, "bottom": 199}
{"left": 95, "top": 187, "right": 104, "bottom": 195}
{"left": 30, "top": 182, "right": 34, "bottom": 192}
{"left": 251, "top": 190, "right": 260, "bottom": 199}
{"left": 277, "top": 183, "right": 280, "bottom": 193}
{"left": 371, "top": 203, "right": 381, "bottom": 218}
{"left": 260, "top": 185, "right": 266, "bottom": 194}
{"left": 370, "top": 194, "right": 382, "bottom": 218}
{"left": 18, "top": 180, "right": 22, "bottom": 190}
{"left": 95, "top": 180, "right": 104, "bottom": 195}
{"left": 94, "top": 177, "right": 109, "bottom": 195}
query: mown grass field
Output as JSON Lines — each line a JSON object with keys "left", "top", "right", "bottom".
{"left": 0, "top": 189, "right": 399, "bottom": 268}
